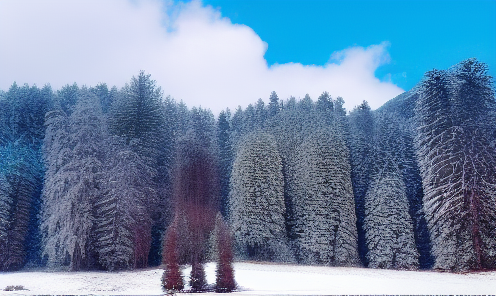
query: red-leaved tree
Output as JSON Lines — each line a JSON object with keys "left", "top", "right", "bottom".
{"left": 162, "top": 217, "right": 184, "bottom": 291}
{"left": 163, "top": 132, "right": 219, "bottom": 291}
{"left": 215, "top": 213, "right": 236, "bottom": 293}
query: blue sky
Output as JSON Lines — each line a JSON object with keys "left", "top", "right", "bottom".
{"left": 0, "top": 0, "right": 494, "bottom": 113}
{"left": 203, "top": 0, "right": 496, "bottom": 90}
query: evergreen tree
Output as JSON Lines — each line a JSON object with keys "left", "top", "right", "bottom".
{"left": 255, "top": 98, "right": 266, "bottom": 128}
{"left": 41, "top": 89, "right": 105, "bottom": 270}
{"left": 415, "top": 59, "right": 496, "bottom": 270}
{"left": 95, "top": 137, "right": 156, "bottom": 270}
{"left": 0, "top": 83, "right": 50, "bottom": 270}
{"left": 347, "top": 101, "right": 374, "bottom": 266}
{"left": 229, "top": 132, "right": 290, "bottom": 261}
{"left": 217, "top": 109, "right": 233, "bottom": 217}
{"left": 268, "top": 91, "right": 280, "bottom": 117}
{"left": 364, "top": 113, "right": 419, "bottom": 269}
{"left": 57, "top": 83, "right": 79, "bottom": 116}
{"left": 364, "top": 170, "right": 419, "bottom": 269}
{"left": 0, "top": 144, "right": 40, "bottom": 270}
{"left": 289, "top": 130, "right": 360, "bottom": 266}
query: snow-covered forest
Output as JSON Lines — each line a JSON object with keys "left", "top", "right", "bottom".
{"left": 1, "top": 58, "right": 495, "bottom": 276}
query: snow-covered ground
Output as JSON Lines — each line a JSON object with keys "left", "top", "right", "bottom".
{"left": 1, "top": 262, "right": 495, "bottom": 295}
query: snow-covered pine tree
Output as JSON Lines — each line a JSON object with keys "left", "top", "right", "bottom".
{"left": 229, "top": 132, "right": 290, "bottom": 261}
{"left": 363, "top": 112, "right": 419, "bottom": 269}
{"left": 41, "top": 88, "right": 105, "bottom": 270}
{"left": 0, "top": 83, "right": 49, "bottom": 270}
{"left": 289, "top": 129, "right": 360, "bottom": 266}
{"left": 0, "top": 144, "right": 40, "bottom": 270}
{"left": 109, "top": 71, "right": 169, "bottom": 267}
{"left": 268, "top": 91, "right": 280, "bottom": 118}
{"left": 347, "top": 101, "right": 374, "bottom": 266}
{"left": 95, "top": 136, "right": 156, "bottom": 270}
{"left": 217, "top": 109, "right": 233, "bottom": 217}
{"left": 415, "top": 59, "right": 496, "bottom": 270}
{"left": 56, "top": 83, "right": 79, "bottom": 116}
{"left": 364, "top": 169, "right": 419, "bottom": 269}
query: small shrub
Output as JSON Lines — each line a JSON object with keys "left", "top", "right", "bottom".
{"left": 4, "top": 285, "right": 26, "bottom": 291}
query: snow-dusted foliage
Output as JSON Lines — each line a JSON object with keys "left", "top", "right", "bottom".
{"left": 414, "top": 59, "right": 496, "bottom": 271}
{"left": 229, "top": 132, "right": 290, "bottom": 261}
{"left": 217, "top": 109, "right": 233, "bottom": 217}
{"left": 289, "top": 130, "right": 360, "bottom": 266}
{"left": 0, "top": 83, "right": 50, "bottom": 270}
{"left": 0, "top": 145, "right": 40, "bottom": 270}
{"left": 95, "top": 137, "right": 155, "bottom": 270}
{"left": 41, "top": 89, "right": 106, "bottom": 270}
{"left": 364, "top": 171, "right": 419, "bottom": 269}
{"left": 363, "top": 111, "right": 420, "bottom": 270}
{"left": 347, "top": 101, "right": 374, "bottom": 265}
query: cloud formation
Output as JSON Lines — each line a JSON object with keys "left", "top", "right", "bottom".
{"left": 0, "top": 0, "right": 403, "bottom": 113}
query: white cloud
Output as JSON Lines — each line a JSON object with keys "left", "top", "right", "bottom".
{"left": 0, "top": 0, "right": 403, "bottom": 114}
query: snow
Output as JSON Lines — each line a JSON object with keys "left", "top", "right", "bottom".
{"left": 1, "top": 262, "right": 495, "bottom": 295}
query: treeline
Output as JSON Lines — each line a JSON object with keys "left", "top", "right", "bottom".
{"left": 0, "top": 59, "right": 495, "bottom": 273}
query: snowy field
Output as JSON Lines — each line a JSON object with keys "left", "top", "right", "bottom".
{"left": 1, "top": 262, "right": 495, "bottom": 295}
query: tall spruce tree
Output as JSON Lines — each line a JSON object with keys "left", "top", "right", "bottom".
{"left": 347, "top": 101, "right": 374, "bottom": 266}
{"left": 364, "top": 112, "right": 419, "bottom": 269}
{"left": 229, "top": 132, "right": 291, "bottom": 261}
{"left": 41, "top": 89, "right": 105, "bottom": 270}
{"left": 0, "top": 83, "right": 50, "bottom": 270}
{"left": 217, "top": 109, "right": 232, "bottom": 217}
{"left": 95, "top": 137, "right": 156, "bottom": 270}
{"left": 289, "top": 130, "right": 360, "bottom": 266}
{"left": 415, "top": 59, "right": 496, "bottom": 270}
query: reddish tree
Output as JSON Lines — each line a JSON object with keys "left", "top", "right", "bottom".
{"left": 162, "top": 217, "right": 184, "bottom": 291}
{"left": 163, "top": 133, "right": 220, "bottom": 291}
{"left": 215, "top": 214, "right": 236, "bottom": 293}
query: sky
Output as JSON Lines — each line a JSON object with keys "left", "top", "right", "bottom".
{"left": 0, "top": 0, "right": 494, "bottom": 114}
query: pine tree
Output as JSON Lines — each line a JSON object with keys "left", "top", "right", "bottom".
{"left": 364, "top": 112, "right": 419, "bottom": 269}
{"left": 268, "top": 91, "right": 280, "bottom": 117}
{"left": 229, "top": 132, "right": 290, "bottom": 261}
{"left": 95, "top": 137, "right": 155, "bottom": 270}
{"left": 57, "top": 83, "right": 79, "bottom": 116}
{"left": 0, "top": 144, "right": 39, "bottom": 270}
{"left": 217, "top": 109, "right": 233, "bottom": 217}
{"left": 364, "top": 170, "right": 419, "bottom": 269}
{"left": 414, "top": 59, "right": 496, "bottom": 270}
{"left": 0, "top": 83, "right": 50, "bottom": 270}
{"left": 41, "top": 88, "right": 105, "bottom": 270}
{"left": 289, "top": 130, "right": 360, "bottom": 266}
{"left": 347, "top": 101, "right": 374, "bottom": 266}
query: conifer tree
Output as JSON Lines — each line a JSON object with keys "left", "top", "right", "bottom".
{"left": 415, "top": 59, "right": 496, "bottom": 270}
{"left": 229, "top": 132, "right": 290, "bottom": 261}
{"left": 41, "top": 89, "right": 105, "bottom": 270}
{"left": 268, "top": 91, "right": 280, "bottom": 117}
{"left": 347, "top": 101, "right": 374, "bottom": 265}
{"left": 217, "top": 109, "right": 233, "bottom": 217}
{"left": 95, "top": 137, "right": 155, "bottom": 270}
{"left": 289, "top": 130, "right": 360, "bottom": 266}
